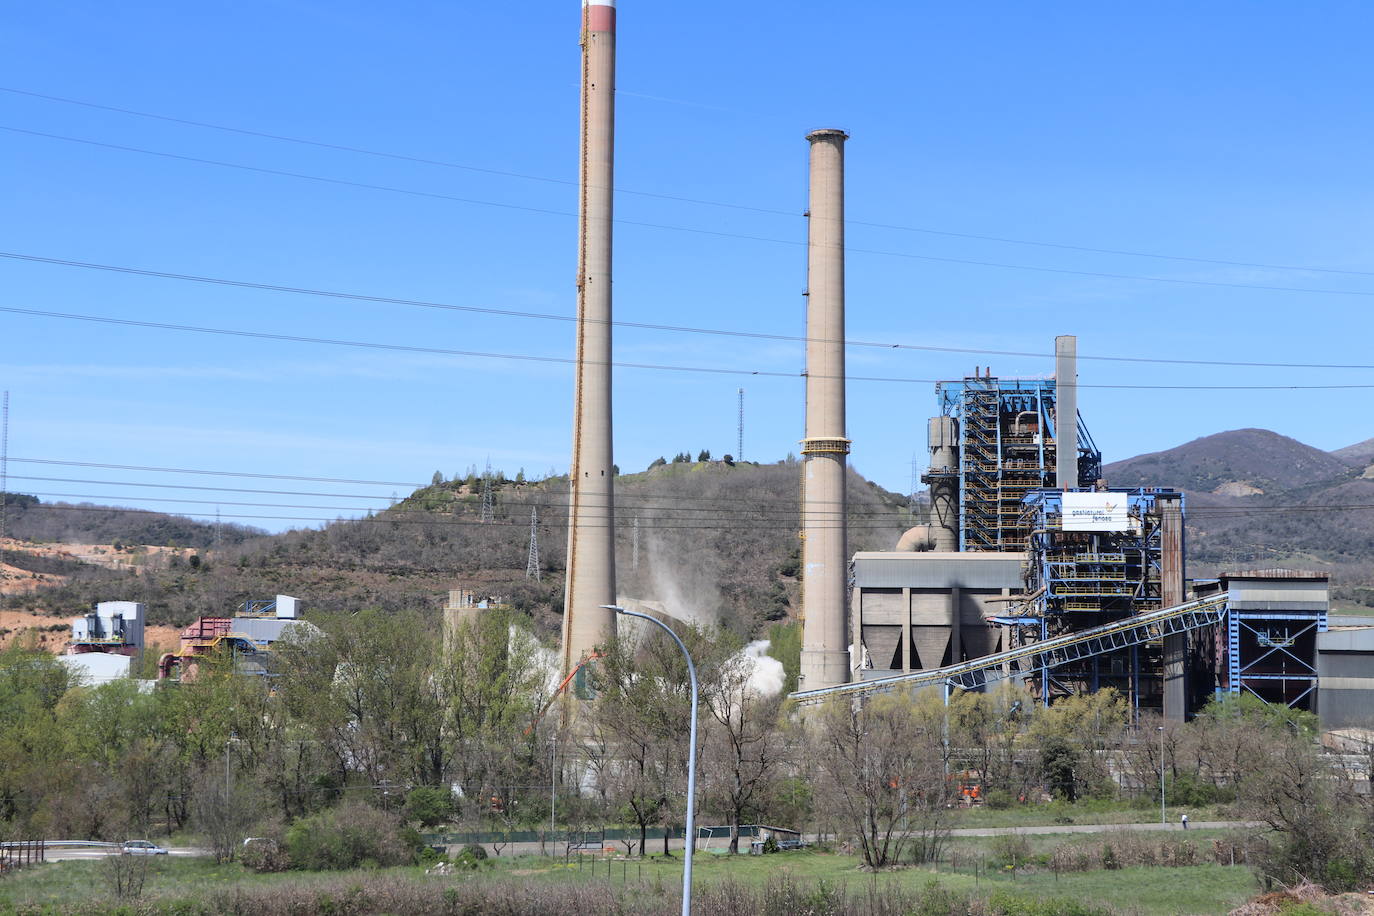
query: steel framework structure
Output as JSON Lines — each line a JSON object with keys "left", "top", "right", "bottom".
{"left": 935, "top": 377, "right": 1102, "bottom": 552}
{"left": 1226, "top": 611, "right": 1325, "bottom": 708}
{"left": 792, "top": 593, "right": 1229, "bottom": 705}
{"left": 1009, "top": 488, "right": 1181, "bottom": 710}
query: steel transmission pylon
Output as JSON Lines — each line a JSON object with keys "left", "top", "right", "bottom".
{"left": 525, "top": 507, "right": 541, "bottom": 581}
{"left": 480, "top": 459, "right": 494, "bottom": 524}
{"left": 737, "top": 388, "right": 744, "bottom": 461}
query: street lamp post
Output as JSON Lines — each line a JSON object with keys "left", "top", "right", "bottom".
{"left": 604, "top": 605, "right": 699, "bottom": 916}
{"left": 549, "top": 735, "right": 557, "bottom": 853}
{"left": 1157, "top": 725, "right": 1166, "bottom": 825}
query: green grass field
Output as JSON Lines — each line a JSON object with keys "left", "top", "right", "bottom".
{"left": 0, "top": 846, "right": 1262, "bottom": 916}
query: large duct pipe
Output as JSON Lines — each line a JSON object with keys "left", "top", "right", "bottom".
{"left": 1159, "top": 493, "right": 1187, "bottom": 721}
{"left": 799, "top": 128, "right": 850, "bottom": 691}
{"left": 925, "top": 416, "right": 959, "bottom": 551}
{"left": 1055, "top": 335, "right": 1079, "bottom": 489}
{"left": 561, "top": 0, "right": 617, "bottom": 680}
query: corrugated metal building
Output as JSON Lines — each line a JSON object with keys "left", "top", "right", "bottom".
{"left": 1317, "top": 616, "right": 1374, "bottom": 729}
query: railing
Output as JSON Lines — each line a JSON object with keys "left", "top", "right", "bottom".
{"left": 0, "top": 840, "right": 46, "bottom": 872}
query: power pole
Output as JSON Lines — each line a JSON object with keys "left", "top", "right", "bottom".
{"left": 910, "top": 452, "right": 919, "bottom": 520}
{"left": 525, "top": 507, "right": 541, "bottom": 581}
{"left": 481, "top": 459, "right": 494, "bottom": 524}
{"left": 632, "top": 515, "right": 640, "bottom": 571}
{"left": 737, "top": 388, "right": 744, "bottom": 461}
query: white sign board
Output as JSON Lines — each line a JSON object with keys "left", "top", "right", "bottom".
{"left": 1061, "top": 492, "right": 1130, "bottom": 531}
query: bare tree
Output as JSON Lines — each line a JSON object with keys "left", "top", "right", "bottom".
{"left": 809, "top": 691, "right": 953, "bottom": 869}
{"left": 701, "top": 647, "right": 786, "bottom": 853}
{"left": 589, "top": 636, "right": 676, "bottom": 856}
{"left": 190, "top": 765, "right": 261, "bottom": 864}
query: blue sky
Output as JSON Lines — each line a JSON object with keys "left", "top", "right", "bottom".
{"left": 4, "top": 2, "right": 1373, "bottom": 532}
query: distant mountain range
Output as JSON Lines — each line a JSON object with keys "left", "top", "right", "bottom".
{"left": 1103, "top": 429, "right": 1374, "bottom": 609}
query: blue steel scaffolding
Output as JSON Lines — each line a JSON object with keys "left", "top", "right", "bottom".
{"left": 1009, "top": 488, "right": 1182, "bottom": 713}
{"left": 936, "top": 376, "right": 1102, "bottom": 552}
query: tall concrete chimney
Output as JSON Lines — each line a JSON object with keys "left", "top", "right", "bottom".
{"left": 1054, "top": 335, "right": 1078, "bottom": 489}
{"left": 799, "top": 128, "right": 850, "bottom": 691}
{"left": 562, "top": 0, "right": 617, "bottom": 679}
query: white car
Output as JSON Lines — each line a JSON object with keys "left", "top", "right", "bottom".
{"left": 121, "top": 840, "right": 169, "bottom": 856}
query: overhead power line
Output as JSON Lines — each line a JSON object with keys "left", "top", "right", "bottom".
{"left": 7, "top": 84, "right": 1374, "bottom": 279}
{"left": 4, "top": 456, "right": 424, "bottom": 488}
{"left": 5, "top": 458, "right": 879, "bottom": 508}
{"left": 12, "top": 494, "right": 1374, "bottom": 535}
{"left": 5, "top": 249, "right": 1374, "bottom": 370}
{"left": 7, "top": 500, "right": 916, "bottom": 531}
{"left": 10, "top": 124, "right": 1374, "bottom": 300}
{"left": 5, "top": 303, "right": 1374, "bottom": 390}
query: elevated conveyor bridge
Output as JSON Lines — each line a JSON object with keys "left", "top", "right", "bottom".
{"left": 790, "top": 593, "right": 1229, "bottom": 705}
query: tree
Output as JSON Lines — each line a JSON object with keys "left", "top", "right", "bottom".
{"left": 697, "top": 450, "right": 711, "bottom": 462}
{"left": 191, "top": 764, "right": 262, "bottom": 863}
{"left": 1028, "top": 689, "right": 1128, "bottom": 800}
{"left": 809, "top": 691, "right": 953, "bottom": 868}
{"left": 945, "top": 685, "right": 1032, "bottom": 802}
{"left": 588, "top": 639, "right": 674, "bottom": 855}
{"left": 701, "top": 638, "right": 786, "bottom": 853}
{"left": 404, "top": 786, "right": 455, "bottom": 828}
{"left": 431, "top": 470, "right": 444, "bottom": 486}
{"left": 589, "top": 624, "right": 708, "bottom": 856}
{"left": 1234, "top": 721, "right": 1369, "bottom": 889}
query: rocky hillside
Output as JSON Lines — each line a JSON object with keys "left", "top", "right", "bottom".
{"left": 0, "top": 459, "right": 913, "bottom": 640}
{"left": 1103, "top": 429, "right": 1374, "bottom": 609}
{"left": 1104, "top": 429, "right": 1351, "bottom": 496}
{"left": 1, "top": 492, "right": 260, "bottom": 548}
{"left": 1332, "top": 436, "right": 1374, "bottom": 470}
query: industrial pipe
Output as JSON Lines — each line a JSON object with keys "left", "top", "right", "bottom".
{"left": 1054, "top": 336, "right": 1078, "bottom": 489}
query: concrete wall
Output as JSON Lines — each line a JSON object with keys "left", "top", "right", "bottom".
{"left": 852, "top": 552, "right": 1022, "bottom": 676}
{"left": 1318, "top": 625, "right": 1374, "bottom": 729}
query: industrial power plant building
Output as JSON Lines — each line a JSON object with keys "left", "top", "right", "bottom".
{"left": 794, "top": 351, "right": 1374, "bottom": 728}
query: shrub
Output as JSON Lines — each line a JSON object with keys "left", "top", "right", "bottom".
{"left": 241, "top": 837, "right": 289, "bottom": 873}
{"left": 283, "top": 801, "right": 419, "bottom": 870}
{"left": 990, "top": 834, "right": 1032, "bottom": 869}
{"left": 402, "top": 786, "right": 454, "bottom": 828}
{"left": 453, "top": 842, "right": 489, "bottom": 870}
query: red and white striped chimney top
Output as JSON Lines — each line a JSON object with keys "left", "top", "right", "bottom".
{"left": 584, "top": 0, "right": 615, "bottom": 31}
